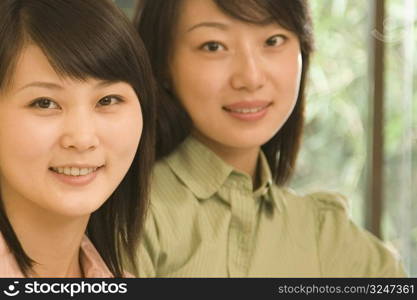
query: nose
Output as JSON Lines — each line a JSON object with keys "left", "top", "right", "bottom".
{"left": 230, "top": 49, "right": 266, "bottom": 92}
{"left": 60, "top": 109, "right": 99, "bottom": 152}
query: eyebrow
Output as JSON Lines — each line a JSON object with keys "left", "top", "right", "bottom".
{"left": 186, "top": 22, "right": 229, "bottom": 33}
{"left": 17, "top": 80, "right": 117, "bottom": 92}
{"left": 186, "top": 20, "right": 286, "bottom": 34}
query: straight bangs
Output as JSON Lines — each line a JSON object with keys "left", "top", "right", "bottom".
{"left": 214, "top": 0, "right": 273, "bottom": 25}
{"left": 0, "top": 1, "right": 25, "bottom": 90}
{"left": 20, "top": 0, "right": 143, "bottom": 87}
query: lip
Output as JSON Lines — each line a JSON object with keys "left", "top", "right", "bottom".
{"left": 49, "top": 165, "right": 103, "bottom": 187}
{"left": 223, "top": 100, "right": 272, "bottom": 122}
{"left": 223, "top": 100, "right": 271, "bottom": 110}
{"left": 50, "top": 164, "right": 102, "bottom": 169}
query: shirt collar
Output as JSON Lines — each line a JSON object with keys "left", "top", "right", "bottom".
{"left": 0, "top": 233, "right": 113, "bottom": 278}
{"left": 166, "top": 135, "right": 284, "bottom": 211}
{"left": 253, "top": 151, "right": 272, "bottom": 198}
{"left": 166, "top": 135, "right": 233, "bottom": 199}
{"left": 80, "top": 235, "right": 113, "bottom": 278}
{"left": 253, "top": 151, "right": 283, "bottom": 212}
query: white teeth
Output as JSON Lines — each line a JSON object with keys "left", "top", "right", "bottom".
{"left": 228, "top": 107, "right": 265, "bottom": 114}
{"left": 71, "top": 168, "right": 78, "bottom": 176}
{"left": 79, "top": 168, "right": 89, "bottom": 176}
{"left": 51, "top": 167, "right": 98, "bottom": 176}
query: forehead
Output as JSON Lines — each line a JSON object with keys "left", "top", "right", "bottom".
{"left": 7, "top": 45, "right": 60, "bottom": 91}
{"left": 177, "top": 0, "right": 235, "bottom": 28}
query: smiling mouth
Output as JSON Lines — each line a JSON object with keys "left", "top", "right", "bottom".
{"left": 222, "top": 101, "right": 272, "bottom": 114}
{"left": 223, "top": 106, "right": 269, "bottom": 114}
{"left": 49, "top": 166, "right": 102, "bottom": 177}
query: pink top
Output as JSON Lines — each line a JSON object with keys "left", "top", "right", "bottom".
{"left": 0, "top": 233, "right": 114, "bottom": 278}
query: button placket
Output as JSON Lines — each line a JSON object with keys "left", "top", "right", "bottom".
{"left": 227, "top": 180, "right": 257, "bottom": 277}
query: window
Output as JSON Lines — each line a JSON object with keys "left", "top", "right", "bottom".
{"left": 383, "top": 0, "right": 416, "bottom": 277}
{"left": 292, "top": 0, "right": 369, "bottom": 229}
{"left": 291, "top": 0, "right": 416, "bottom": 276}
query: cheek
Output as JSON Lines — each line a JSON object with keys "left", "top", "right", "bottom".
{"left": 267, "top": 53, "right": 302, "bottom": 121}
{"left": 171, "top": 53, "right": 226, "bottom": 110}
{"left": 0, "top": 113, "right": 57, "bottom": 167}
{"left": 0, "top": 111, "right": 59, "bottom": 198}
{"left": 102, "top": 106, "right": 143, "bottom": 160}
{"left": 279, "top": 53, "right": 302, "bottom": 97}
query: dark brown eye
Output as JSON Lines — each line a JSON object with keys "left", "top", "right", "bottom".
{"left": 201, "top": 41, "right": 225, "bottom": 52}
{"left": 97, "top": 95, "right": 121, "bottom": 106}
{"left": 31, "top": 98, "right": 59, "bottom": 109}
{"left": 266, "top": 35, "right": 286, "bottom": 47}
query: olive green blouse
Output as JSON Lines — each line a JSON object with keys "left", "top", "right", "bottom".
{"left": 135, "top": 136, "right": 405, "bottom": 277}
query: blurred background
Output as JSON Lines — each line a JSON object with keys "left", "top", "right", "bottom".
{"left": 114, "top": 0, "right": 417, "bottom": 276}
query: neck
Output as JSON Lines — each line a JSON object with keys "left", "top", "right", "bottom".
{"left": 4, "top": 199, "right": 88, "bottom": 277}
{"left": 192, "top": 132, "right": 260, "bottom": 181}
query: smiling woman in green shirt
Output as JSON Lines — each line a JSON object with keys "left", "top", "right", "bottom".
{"left": 133, "top": 0, "right": 405, "bottom": 277}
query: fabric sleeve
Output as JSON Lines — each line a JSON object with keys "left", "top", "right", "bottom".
{"left": 310, "top": 192, "right": 406, "bottom": 277}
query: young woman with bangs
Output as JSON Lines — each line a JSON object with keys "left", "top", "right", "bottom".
{"left": 0, "top": 0, "right": 155, "bottom": 277}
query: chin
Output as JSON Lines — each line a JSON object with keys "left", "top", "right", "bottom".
{"left": 47, "top": 197, "right": 107, "bottom": 219}
{"left": 218, "top": 138, "right": 266, "bottom": 151}
{"left": 221, "top": 132, "right": 274, "bottom": 149}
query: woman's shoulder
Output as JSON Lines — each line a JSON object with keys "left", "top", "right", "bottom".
{"left": 305, "top": 190, "right": 349, "bottom": 212}
{"left": 275, "top": 186, "right": 349, "bottom": 217}
{"left": 276, "top": 187, "right": 405, "bottom": 277}
{"left": 271, "top": 187, "right": 354, "bottom": 237}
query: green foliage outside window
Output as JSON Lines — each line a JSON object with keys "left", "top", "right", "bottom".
{"left": 292, "top": 0, "right": 416, "bottom": 276}
{"left": 292, "top": 0, "right": 369, "bottom": 229}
